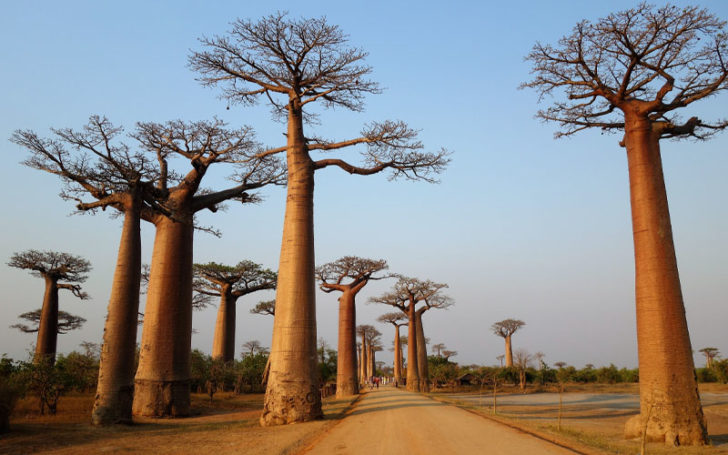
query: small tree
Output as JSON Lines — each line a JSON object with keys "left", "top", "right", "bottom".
{"left": 8, "top": 251, "right": 90, "bottom": 365}
{"left": 513, "top": 349, "right": 532, "bottom": 392}
{"left": 491, "top": 319, "right": 525, "bottom": 368}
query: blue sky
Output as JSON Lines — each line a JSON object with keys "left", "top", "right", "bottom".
{"left": 1, "top": 1, "right": 726, "bottom": 369}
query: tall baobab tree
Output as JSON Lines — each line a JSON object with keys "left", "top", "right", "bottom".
{"left": 491, "top": 319, "right": 525, "bottom": 368}
{"left": 416, "top": 294, "right": 453, "bottom": 391}
{"left": 193, "top": 261, "right": 277, "bottom": 362}
{"left": 132, "top": 120, "right": 284, "bottom": 418}
{"left": 522, "top": 4, "right": 728, "bottom": 444}
{"left": 317, "top": 256, "right": 389, "bottom": 397}
{"left": 699, "top": 348, "right": 720, "bottom": 369}
{"left": 7, "top": 251, "right": 90, "bottom": 365}
{"left": 370, "top": 277, "right": 448, "bottom": 392}
{"left": 378, "top": 312, "right": 407, "bottom": 386}
{"left": 356, "top": 325, "right": 380, "bottom": 383}
{"left": 190, "top": 14, "right": 449, "bottom": 425}
{"left": 11, "top": 117, "right": 160, "bottom": 425}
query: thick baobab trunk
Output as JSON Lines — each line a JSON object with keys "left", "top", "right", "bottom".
{"left": 622, "top": 117, "right": 707, "bottom": 446}
{"left": 504, "top": 335, "right": 513, "bottom": 368}
{"left": 35, "top": 276, "right": 59, "bottom": 364}
{"left": 406, "top": 305, "right": 420, "bottom": 392}
{"left": 360, "top": 336, "right": 368, "bottom": 384}
{"left": 336, "top": 292, "right": 358, "bottom": 397}
{"left": 212, "top": 288, "right": 237, "bottom": 362}
{"left": 92, "top": 205, "right": 141, "bottom": 425}
{"left": 370, "top": 349, "right": 376, "bottom": 378}
{"left": 133, "top": 215, "right": 194, "bottom": 417}
{"left": 261, "top": 105, "right": 322, "bottom": 426}
{"left": 393, "top": 326, "right": 402, "bottom": 385}
{"left": 416, "top": 311, "right": 430, "bottom": 392}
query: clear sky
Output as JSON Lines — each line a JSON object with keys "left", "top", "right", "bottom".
{"left": 1, "top": 1, "right": 726, "bottom": 369}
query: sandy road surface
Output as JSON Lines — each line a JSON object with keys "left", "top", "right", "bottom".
{"left": 303, "top": 387, "right": 578, "bottom": 455}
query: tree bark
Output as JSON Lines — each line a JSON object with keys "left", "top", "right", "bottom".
{"left": 504, "top": 335, "right": 513, "bottom": 368}
{"left": 336, "top": 292, "right": 358, "bottom": 397}
{"left": 261, "top": 103, "right": 322, "bottom": 425}
{"left": 416, "top": 310, "right": 430, "bottom": 392}
{"left": 35, "top": 275, "right": 59, "bottom": 364}
{"left": 211, "top": 287, "right": 237, "bottom": 363}
{"left": 393, "top": 326, "right": 402, "bottom": 385}
{"left": 92, "top": 203, "right": 141, "bottom": 425}
{"left": 133, "top": 215, "right": 194, "bottom": 417}
{"left": 621, "top": 115, "right": 707, "bottom": 446}
{"left": 406, "top": 304, "right": 420, "bottom": 392}
{"left": 360, "top": 335, "right": 368, "bottom": 384}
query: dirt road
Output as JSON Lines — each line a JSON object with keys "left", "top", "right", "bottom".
{"left": 303, "top": 387, "right": 578, "bottom": 455}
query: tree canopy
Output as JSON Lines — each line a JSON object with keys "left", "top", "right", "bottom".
{"left": 522, "top": 3, "right": 728, "bottom": 139}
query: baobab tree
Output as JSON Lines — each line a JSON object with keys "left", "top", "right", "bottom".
{"left": 699, "top": 348, "right": 720, "bottom": 369}
{"left": 522, "top": 4, "right": 728, "bottom": 444}
{"left": 193, "top": 261, "right": 277, "bottom": 362}
{"left": 11, "top": 117, "right": 166, "bottom": 425}
{"left": 132, "top": 119, "right": 284, "bottom": 418}
{"left": 11, "top": 310, "right": 86, "bottom": 335}
{"left": 250, "top": 300, "right": 275, "bottom": 316}
{"left": 432, "top": 343, "right": 446, "bottom": 357}
{"left": 491, "top": 319, "right": 525, "bottom": 368}
{"left": 242, "top": 340, "right": 268, "bottom": 356}
{"left": 190, "top": 14, "right": 449, "bottom": 425}
{"left": 356, "top": 325, "right": 380, "bottom": 383}
{"left": 416, "top": 294, "right": 454, "bottom": 391}
{"left": 317, "top": 256, "right": 389, "bottom": 397}
{"left": 8, "top": 250, "right": 90, "bottom": 364}
{"left": 442, "top": 350, "right": 457, "bottom": 361}
{"left": 377, "top": 312, "right": 407, "bottom": 386}
{"left": 370, "top": 277, "right": 448, "bottom": 392}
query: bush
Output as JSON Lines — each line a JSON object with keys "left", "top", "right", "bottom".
{"left": 696, "top": 367, "right": 719, "bottom": 383}
{"left": 0, "top": 375, "right": 23, "bottom": 433}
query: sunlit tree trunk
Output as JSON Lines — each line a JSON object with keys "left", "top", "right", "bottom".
{"left": 393, "top": 326, "right": 402, "bottom": 384}
{"left": 261, "top": 104, "right": 322, "bottom": 425}
{"left": 212, "top": 286, "right": 236, "bottom": 362}
{"left": 416, "top": 310, "right": 430, "bottom": 392}
{"left": 406, "top": 305, "right": 420, "bottom": 392}
{"left": 504, "top": 335, "right": 513, "bottom": 368}
{"left": 336, "top": 292, "right": 358, "bottom": 397}
{"left": 622, "top": 116, "right": 707, "bottom": 445}
{"left": 92, "top": 202, "right": 141, "bottom": 424}
{"left": 35, "top": 276, "right": 59, "bottom": 364}
{"left": 133, "top": 214, "right": 194, "bottom": 417}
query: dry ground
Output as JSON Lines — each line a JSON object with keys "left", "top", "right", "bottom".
{"left": 431, "top": 383, "right": 728, "bottom": 455}
{"left": 1, "top": 392, "right": 356, "bottom": 455}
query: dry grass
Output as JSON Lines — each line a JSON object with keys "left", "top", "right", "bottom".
{"left": 1, "top": 392, "right": 357, "bottom": 455}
